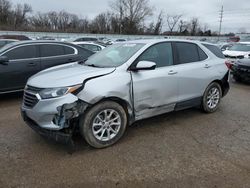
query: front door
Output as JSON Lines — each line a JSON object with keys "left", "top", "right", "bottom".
{"left": 131, "top": 42, "right": 179, "bottom": 120}
{"left": 0, "top": 45, "right": 40, "bottom": 92}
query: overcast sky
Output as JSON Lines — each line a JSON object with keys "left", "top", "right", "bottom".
{"left": 11, "top": 0, "right": 250, "bottom": 33}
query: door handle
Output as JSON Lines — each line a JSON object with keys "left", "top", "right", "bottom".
{"left": 27, "top": 62, "right": 36, "bottom": 66}
{"left": 204, "top": 64, "right": 212, "bottom": 68}
{"left": 168, "top": 70, "right": 178, "bottom": 75}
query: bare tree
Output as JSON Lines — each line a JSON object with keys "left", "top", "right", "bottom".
{"left": 189, "top": 17, "right": 199, "bottom": 36}
{"left": 47, "top": 11, "right": 59, "bottom": 30}
{"left": 110, "top": 0, "right": 153, "bottom": 34}
{"left": 154, "top": 11, "right": 163, "bottom": 35}
{"left": 166, "top": 14, "right": 182, "bottom": 34}
{"left": 0, "top": 0, "right": 12, "bottom": 26}
{"left": 12, "top": 3, "right": 32, "bottom": 29}
{"left": 178, "top": 20, "right": 188, "bottom": 33}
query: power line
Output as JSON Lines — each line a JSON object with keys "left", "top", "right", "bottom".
{"left": 218, "top": 5, "right": 223, "bottom": 37}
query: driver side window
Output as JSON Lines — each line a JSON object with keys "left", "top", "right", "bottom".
{"left": 137, "top": 42, "right": 173, "bottom": 68}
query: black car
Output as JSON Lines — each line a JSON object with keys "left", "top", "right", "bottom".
{"left": 0, "top": 41, "right": 94, "bottom": 93}
{"left": 0, "top": 34, "right": 31, "bottom": 40}
{"left": 231, "top": 58, "right": 250, "bottom": 83}
{"left": 74, "top": 37, "right": 98, "bottom": 42}
{"left": 0, "top": 39, "right": 18, "bottom": 49}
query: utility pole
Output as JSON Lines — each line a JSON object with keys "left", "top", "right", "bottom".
{"left": 218, "top": 5, "right": 224, "bottom": 41}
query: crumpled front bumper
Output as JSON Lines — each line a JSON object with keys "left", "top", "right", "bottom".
{"left": 21, "top": 94, "right": 79, "bottom": 130}
{"left": 21, "top": 93, "right": 89, "bottom": 144}
{"left": 21, "top": 111, "right": 73, "bottom": 144}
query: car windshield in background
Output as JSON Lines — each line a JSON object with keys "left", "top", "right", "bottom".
{"left": 229, "top": 44, "right": 250, "bottom": 52}
{"left": 84, "top": 43, "right": 145, "bottom": 67}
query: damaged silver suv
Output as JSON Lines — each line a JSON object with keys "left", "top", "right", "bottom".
{"left": 21, "top": 39, "right": 229, "bottom": 148}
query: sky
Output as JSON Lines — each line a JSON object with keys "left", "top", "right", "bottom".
{"left": 10, "top": 0, "right": 250, "bottom": 33}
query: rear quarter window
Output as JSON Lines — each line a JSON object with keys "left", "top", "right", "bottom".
{"left": 202, "top": 44, "right": 225, "bottom": 59}
{"left": 40, "top": 44, "right": 65, "bottom": 57}
{"left": 175, "top": 42, "right": 200, "bottom": 64}
{"left": 77, "top": 47, "right": 94, "bottom": 57}
{"left": 64, "top": 46, "right": 75, "bottom": 55}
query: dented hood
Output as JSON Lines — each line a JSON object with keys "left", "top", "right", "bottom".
{"left": 28, "top": 62, "right": 115, "bottom": 88}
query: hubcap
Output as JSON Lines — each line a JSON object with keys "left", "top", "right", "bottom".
{"left": 92, "top": 109, "right": 121, "bottom": 141}
{"left": 207, "top": 87, "right": 220, "bottom": 109}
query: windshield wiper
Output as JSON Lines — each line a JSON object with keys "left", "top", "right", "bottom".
{"left": 85, "top": 64, "right": 103, "bottom": 68}
{"left": 78, "top": 58, "right": 88, "bottom": 65}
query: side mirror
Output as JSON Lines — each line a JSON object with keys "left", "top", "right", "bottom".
{"left": 131, "top": 61, "right": 156, "bottom": 71}
{"left": 0, "top": 56, "right": 9, "bottom": 65}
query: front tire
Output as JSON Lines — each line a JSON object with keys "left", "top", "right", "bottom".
{"left": 202, "top": 82, "right": 222, "bottom": 113}
{"left": 80, "top": 101, "right": 127, "bottom": 148}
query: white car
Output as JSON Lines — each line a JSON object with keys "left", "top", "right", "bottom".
{"left": 21, "top": 39, "right": 230, "bottom": 148}
{"left": 223, "top": 42, "right": 250, "bottom": 59}
{"left": 73, "top": 42, "right": 105, "bottom": 53}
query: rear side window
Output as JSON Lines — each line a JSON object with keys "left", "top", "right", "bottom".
{"left": 137, "top": 42, "right": 173, "bottom": 67}
{"left": 4, "top": 45, "right": 37, "bottom": 60}
{"left": 64, "top": 46, "right": 75, "bottom": 55}
{"left": 77, "top": 47, "right": 94, "bottom": 57}
{"left": 175, "top": 42, "right": 200, "bottom": 64}
{"left": 81, "top": 44, "right": 101, "bottom": 52}
{"left": 202, "top": 44, "right": 225, "bottom": 59}
{"left": 198, "top": 47, "right": 208, "bottom": 61}
{"left": 40, "top": 44, "right": 65, "bottom": 57}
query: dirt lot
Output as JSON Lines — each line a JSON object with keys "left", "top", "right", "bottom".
{"left": 0, "top": 82, "right": 250, "bottom": 188}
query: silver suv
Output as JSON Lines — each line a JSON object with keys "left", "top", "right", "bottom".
{"left": 21, "top": 39, "right": 230, "bottom": 148}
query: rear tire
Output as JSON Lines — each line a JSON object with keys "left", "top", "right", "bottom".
{"left": 79, "top": 101, "right": 127, "bottom": 149}
{"left": 202, "top": 82, "right": 222, "bottom": 113}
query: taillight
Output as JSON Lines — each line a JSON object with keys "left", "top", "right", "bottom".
{"left": 225, "top": 60, "right": 233, "bottom": 70}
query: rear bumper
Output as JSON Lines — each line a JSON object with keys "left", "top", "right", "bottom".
{"left": 21, "top": 110, "right": 73, "bottom": 144}
{"left": 232, "top": 66, "right": 250, "bottom": 82}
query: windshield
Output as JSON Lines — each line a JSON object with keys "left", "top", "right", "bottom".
{"left": 229, "top": 44, "right": 250, "bottom": 52}
{"left": 84, "top": 43, "right": 145, "bottom": 67}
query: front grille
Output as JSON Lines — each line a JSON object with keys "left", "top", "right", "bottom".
{"left": 23, "top": 86, "right": 42, "bottom": 109}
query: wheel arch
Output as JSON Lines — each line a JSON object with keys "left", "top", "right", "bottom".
{"left": 90, "top": 97, "right": 135, "bottom": 125}
{"left": 210, "top": 71, "right": 230, "bottom": 97}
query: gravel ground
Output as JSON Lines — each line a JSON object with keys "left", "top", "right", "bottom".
{"left": 0, "top": 82, "right": 250, "bottom": 188}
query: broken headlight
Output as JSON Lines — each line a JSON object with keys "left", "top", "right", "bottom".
{"left": 39, "top": 85, "right": 82, "bottom": 99}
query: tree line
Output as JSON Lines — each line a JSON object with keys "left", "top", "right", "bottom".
{"left": 0, "top": 0, "right": 221, "bottom": 36}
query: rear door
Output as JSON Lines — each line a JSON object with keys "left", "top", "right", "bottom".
{"left": 39, "top": 44, "right": 78, "bottom": 70}
{"left": 173, "top": 42, "right": 211, "bottom": 102}
{"left": 0, "top": 45, "right": 40, "bottom": 92}
{"left": 131, "top": 42, "right": 179, "bottom": 119}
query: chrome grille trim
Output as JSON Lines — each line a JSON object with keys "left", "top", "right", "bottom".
{"left": 23, "top": 86, "right": 42, "bottom": 109}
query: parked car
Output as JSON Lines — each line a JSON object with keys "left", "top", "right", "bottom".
{"left": 74, "top": 37, "right": 98, "bottom": 42}
{"left": 223, "top": 42, "right": 250, "bottom": 60}
{"left": 0, "top": 39, "right": 18, "bottom": 48}
{"left": 219, "top": 43, "right": 233, "bottom": 52}
{"left": 0, "top": 34, "right": 31, "bottom": 40}
{"left": 73, "top": 42, "right": 105, "bottom": 53}
{"left": 0, "top": 41, "right": 94, "bottom": 94}
{"left": 228, "top": 36, "right": 240, "bottom": 43}
{"left": 115, "top": 39, "right": 127, "bottom": 42}
{"left": 36, "top": 36, "right": 55, "bottom": 40}
{"left": 231, "top": 58, "right": 250, "bottom": 83}
{"left": 21, "top": 39, "right": 229, "bottom": 148}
